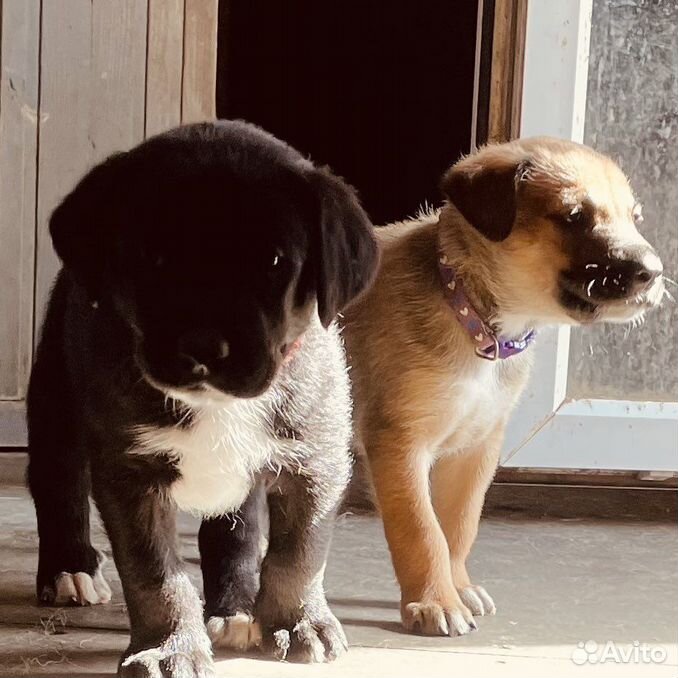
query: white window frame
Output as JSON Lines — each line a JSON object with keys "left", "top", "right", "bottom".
{"left": 500, "top": 0, "right": 678, "bottom": 472}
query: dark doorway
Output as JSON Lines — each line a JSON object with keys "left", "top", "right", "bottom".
{"left": 217, "top": 2, "right": 478, "bottom": 225}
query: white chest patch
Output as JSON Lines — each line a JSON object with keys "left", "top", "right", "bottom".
{"left": 444, "top": 373, "right": 501, "bottom": 450}
{"left": 132, "top": 396, "right": 278, "bottom": 517}
{"left": 438, "top": 358, "right": 526, "bottom": 454}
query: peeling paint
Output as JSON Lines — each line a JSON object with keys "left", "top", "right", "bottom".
{"left": 20, "top": 104, "right": 49, "bottom": 125}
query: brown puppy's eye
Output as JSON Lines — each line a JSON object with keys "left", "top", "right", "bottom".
{"left": 565, "top": 206, "right": 584, "bottom": 224}
{"left": 632, "top": 204, "right": 644, "bottom": 226}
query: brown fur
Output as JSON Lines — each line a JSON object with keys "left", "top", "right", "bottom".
{"left": 343, "top": 137, "right": 664, "bottom": 636}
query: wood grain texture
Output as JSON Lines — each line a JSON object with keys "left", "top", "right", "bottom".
{"left": 0, "top": 0, "right": 40, "bottom": 400}
{"left": 1, "top": 0, "right": 217, "bottom": 444}
{"left": 0, "top": 402, "right": 28, "bottom": 446}
{"left": 34, "top": 0, "right": 148, "bottom": 331}
{"left": 181, "top": 0, "right": 218, "bottom": 123}
{"left": 146, "top": 0, "right": 184, "bottom": 136}
{"left": 488, "top": 0, "right": 527, "bottom": 142}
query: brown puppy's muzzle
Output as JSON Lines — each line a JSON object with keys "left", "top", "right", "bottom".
{"left": 560, "top": 216, "right": 664, "bottom": 304}
{"left": 563, "top": 243, "right": 663, "bottom": 302}
{"left": 557, "top": 223, "right": 664, "bottom": 322}
{"left": 608, "top": 246, "right": 663, "bottom": 297}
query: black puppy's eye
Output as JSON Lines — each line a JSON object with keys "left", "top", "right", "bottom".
{"left": 263, "top": 248, "right": 293, "bottom": 289}
{"left": 269, "top": 249, "right": 285, "bottom": 271}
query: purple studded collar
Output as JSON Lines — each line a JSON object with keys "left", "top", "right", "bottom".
{"left": 437, "top": 250, "right": 535, "bottom": 361}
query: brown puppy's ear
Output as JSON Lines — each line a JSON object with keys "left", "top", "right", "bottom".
{"left": 440, "top": 154, "right": 529, "bottom": 241}
{"left": 49, "top": 152, "right": 128, "bottom": 297}
{"left": 308, "top": 168, "right": 379, "bottom": 327}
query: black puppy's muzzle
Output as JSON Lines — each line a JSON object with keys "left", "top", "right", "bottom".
{"left": 176, "top": 328, "right": 230, "bottom": 379}
{"left": 173, "top": 327, "right": 280, "bottom": 398}
{"left": 561, "top": 243, "right": 663, "bottom": 306}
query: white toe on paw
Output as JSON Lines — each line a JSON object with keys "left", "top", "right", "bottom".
{"left": 458, "top": 585, "right": 496, "bottom": 616}
{"left": 53, "top": 566, "right": 111, "bottom": 606}
{"left": 403, "top": 601, "right": 476, "bottom": 637}
{"left": 207, "top": 612, "right": 261, "bottom": 650}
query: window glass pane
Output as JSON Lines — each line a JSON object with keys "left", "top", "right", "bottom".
{"left": 568, "top": 0, "right": 678, "bottom": 401}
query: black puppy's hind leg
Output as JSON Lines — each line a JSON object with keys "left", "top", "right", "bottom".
{"left": 199, "top": 479, "right": 268, "bottom": 651}
{"left": 26, "top": 338, "right": 110, "bottom": 606}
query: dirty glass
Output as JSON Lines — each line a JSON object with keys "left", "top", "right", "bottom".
{"left": 568, "top": 0, "right": 678, "bottom": 401}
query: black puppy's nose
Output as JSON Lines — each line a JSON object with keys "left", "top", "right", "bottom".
{"left": 610, "top": 247, "right": 663, "bottom": 296}
{"left": 177, "top": 329, "right": 229, "bottom": 378}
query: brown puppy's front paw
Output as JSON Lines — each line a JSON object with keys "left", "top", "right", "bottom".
{"left": 206, "top": 612, "right": 261, "bottom": 651}
{"left": 119, "top": 630, "right": 214, "bottom": 678}
{"left": 402, "top": 599, "right": 477, "bottom": 636}
{"left": 261, "top": 611, "right": 347, "bottom": 663}
{"left": 458, "top": 584, "right": 496, "bottom": 616}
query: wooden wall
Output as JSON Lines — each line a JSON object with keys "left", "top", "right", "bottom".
{"left": 0, "top": 0, "right": 218, "bottom": 445}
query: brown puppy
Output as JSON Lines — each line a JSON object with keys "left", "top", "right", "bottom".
{"left": 343, "top": 137, "right": 665, "bottom": 637}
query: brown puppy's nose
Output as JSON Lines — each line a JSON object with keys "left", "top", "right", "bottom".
{"left": 610, "top": 246, "right": 663, "bottom": 296}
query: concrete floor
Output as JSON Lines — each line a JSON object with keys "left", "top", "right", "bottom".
{"left": 1, "top": 479, "right": 677, "bottom": 677}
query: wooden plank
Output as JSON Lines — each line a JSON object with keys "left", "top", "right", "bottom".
{"left": 89, "top": 0, "right": 148, "bottom": 157}
{"left": 0, "top": 0, "right": 40, "bottom": 401}
{"left": 34, "top": 1, "right": 94, "bottom": 333}
{"left": 487, "top": 0, "right": 528, "bottom": 142}
{"left": 0, "top": 451, "right": 26, "bottom": 483}
{"left": 0, "top": 402, "right": 28, "bottom": 447}
{"left": 181, "top": 0, "right": 218, "bottom": 123}
{"left": 146, "top": 0, "right": 184, "bottom": 136}
{"left": 34, "top": 0, "right": 148, "bottom": 333}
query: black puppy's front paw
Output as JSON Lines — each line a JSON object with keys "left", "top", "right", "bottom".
{"left": 119, "top": 629, "right": 214, "bottom": 678}
{"left": 206, "top": 612, "right": 262, "bottom": 651}
{"left": 260, "top": 609, "right": 347, "bottom": 663}
{"left": 38, "top": 548, "right": 111, "bottom": 606}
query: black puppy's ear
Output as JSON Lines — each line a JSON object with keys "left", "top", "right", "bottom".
{"left": 49, "top": 152, "right": 128, "bottom": 295}
{"left": 308, "top": 168, "right": 379, "bottom": 327}
{"left": 440, "top": 153, "right": 530, "bottom": 241}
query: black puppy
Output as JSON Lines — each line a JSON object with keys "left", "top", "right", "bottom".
{"left": 27, "top": 121, "right": 377, "bottom": 677}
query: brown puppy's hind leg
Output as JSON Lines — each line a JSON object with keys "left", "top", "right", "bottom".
{"left": 430, "top": 426, "right": 504, "bottom": 617}
{"left": 367, "top": 432, "right": 476, "bottom": 637}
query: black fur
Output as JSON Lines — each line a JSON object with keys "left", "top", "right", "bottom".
{"left": 198, "top": 480, "right": 267, "bottom": 621}
{"left": 27, "top": 121, "right": 377, "bottom": 676}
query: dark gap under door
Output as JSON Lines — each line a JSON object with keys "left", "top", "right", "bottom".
{"left": 217, "top": 1, "right": 478, "bottom": 224}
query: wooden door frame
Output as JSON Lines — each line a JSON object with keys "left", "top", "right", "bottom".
{"left": 472, "top": 0, "right": 528, "bottom": 148}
